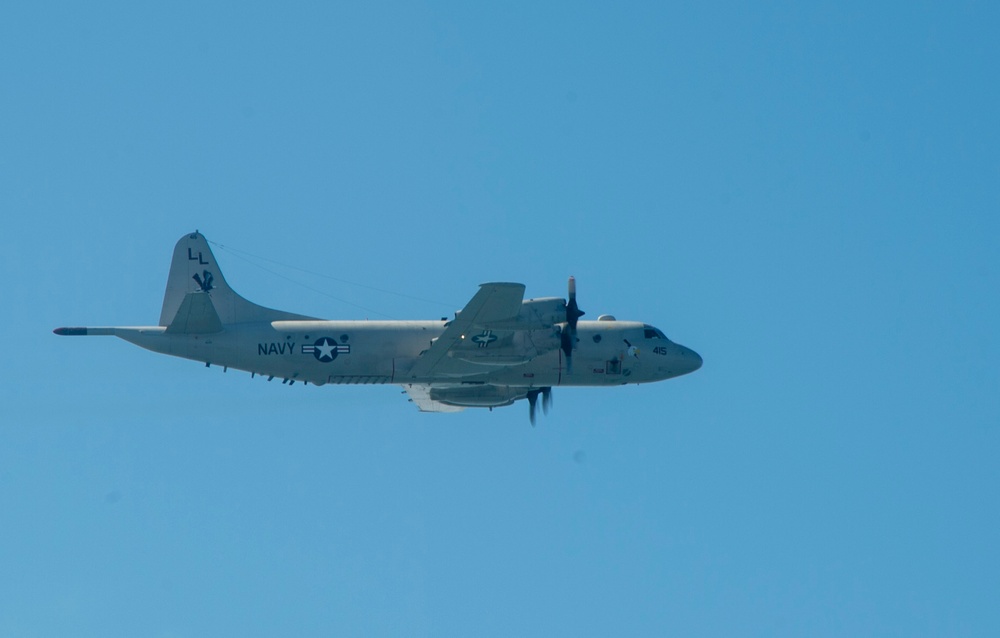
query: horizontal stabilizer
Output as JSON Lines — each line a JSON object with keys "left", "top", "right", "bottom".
{"left": 165, "top": 291, "right": 223, "bottom": 334}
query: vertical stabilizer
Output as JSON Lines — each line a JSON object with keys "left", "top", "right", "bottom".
{"left": 159, "top": 232, "right": 316, "bottom": 326}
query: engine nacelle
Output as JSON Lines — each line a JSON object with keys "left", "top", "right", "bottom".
{"left": 518, "top": 297, "right": 566, "bottom": 328}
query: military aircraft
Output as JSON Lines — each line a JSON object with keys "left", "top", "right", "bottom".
{"left": 55, "top": 232, "right": 702, "bottom": 422}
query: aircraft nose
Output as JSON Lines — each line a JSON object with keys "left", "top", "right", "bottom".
{"left": 678, "top": 345, "right": 702, "bottom": 374}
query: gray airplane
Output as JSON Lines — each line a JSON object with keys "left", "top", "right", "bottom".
{"left": 55, "top": 232, "right": 702, "bottom": 422}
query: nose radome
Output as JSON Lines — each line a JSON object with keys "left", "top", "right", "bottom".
{"left": 681, "top": 346, "right": 702, "bottom": 373}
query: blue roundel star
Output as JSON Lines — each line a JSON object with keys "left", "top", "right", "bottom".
{"left": 301, "top": 336, "right": 351, "bottom": 362}
{"left": 311, "top": 337, "right": 339, "bottom": 362}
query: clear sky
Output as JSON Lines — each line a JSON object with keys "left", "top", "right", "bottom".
{"left": 2, "top": 2, "right": 998, "bottom": 636}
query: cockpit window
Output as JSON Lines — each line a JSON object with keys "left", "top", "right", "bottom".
{"left": 643, "top": 325, "right": 667, "bottom": 340}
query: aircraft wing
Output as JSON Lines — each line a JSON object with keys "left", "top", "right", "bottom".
{"left": 406, "top": 282, "right": 526, "bottom": 379}
{"left": 403, "top": 384, "right": 466, "bottom": 413}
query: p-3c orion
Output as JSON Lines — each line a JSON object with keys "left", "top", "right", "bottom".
{"left": 55, "top": 232, "right": 702, "bottom": 423}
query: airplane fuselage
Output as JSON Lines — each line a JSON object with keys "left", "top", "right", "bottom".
{"left": 112, "top": 319, "right": 701, "bottom": 389}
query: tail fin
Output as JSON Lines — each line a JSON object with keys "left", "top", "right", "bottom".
{"left": 159, "top": 232, "right": 316, "bottom": 327}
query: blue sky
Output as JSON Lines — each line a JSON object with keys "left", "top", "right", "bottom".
{"left": 2, "top": 2, "right": 998, "bottom": 636}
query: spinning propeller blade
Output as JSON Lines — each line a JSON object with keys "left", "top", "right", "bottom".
{"left": 561, "top": 276, "right": 585, "bottom": 372}
{"left": 526, "top": 387, "right": 553, "bottom": 425}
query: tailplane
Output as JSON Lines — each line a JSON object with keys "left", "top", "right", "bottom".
{"left": 160, "top": 232, "right": 316, "bottom": 328}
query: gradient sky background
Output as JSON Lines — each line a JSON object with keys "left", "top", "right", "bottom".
{"left": 2, "top": 2, "right": 998, "bottom": 636}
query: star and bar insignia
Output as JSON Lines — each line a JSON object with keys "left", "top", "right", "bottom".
{"left": 301, "top": 337, "right": 351, "bottom": 362}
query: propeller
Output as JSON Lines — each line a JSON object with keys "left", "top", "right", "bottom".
{"left": 527, "top": 387, "right": 553, "bottom": 426}
{"left": 560, "top": 276, "right": 585, "bottom": 372}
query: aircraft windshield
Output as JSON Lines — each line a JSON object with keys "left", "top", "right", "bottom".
{"left": 643, "top": 325, "right": 667, "bottom": 340}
